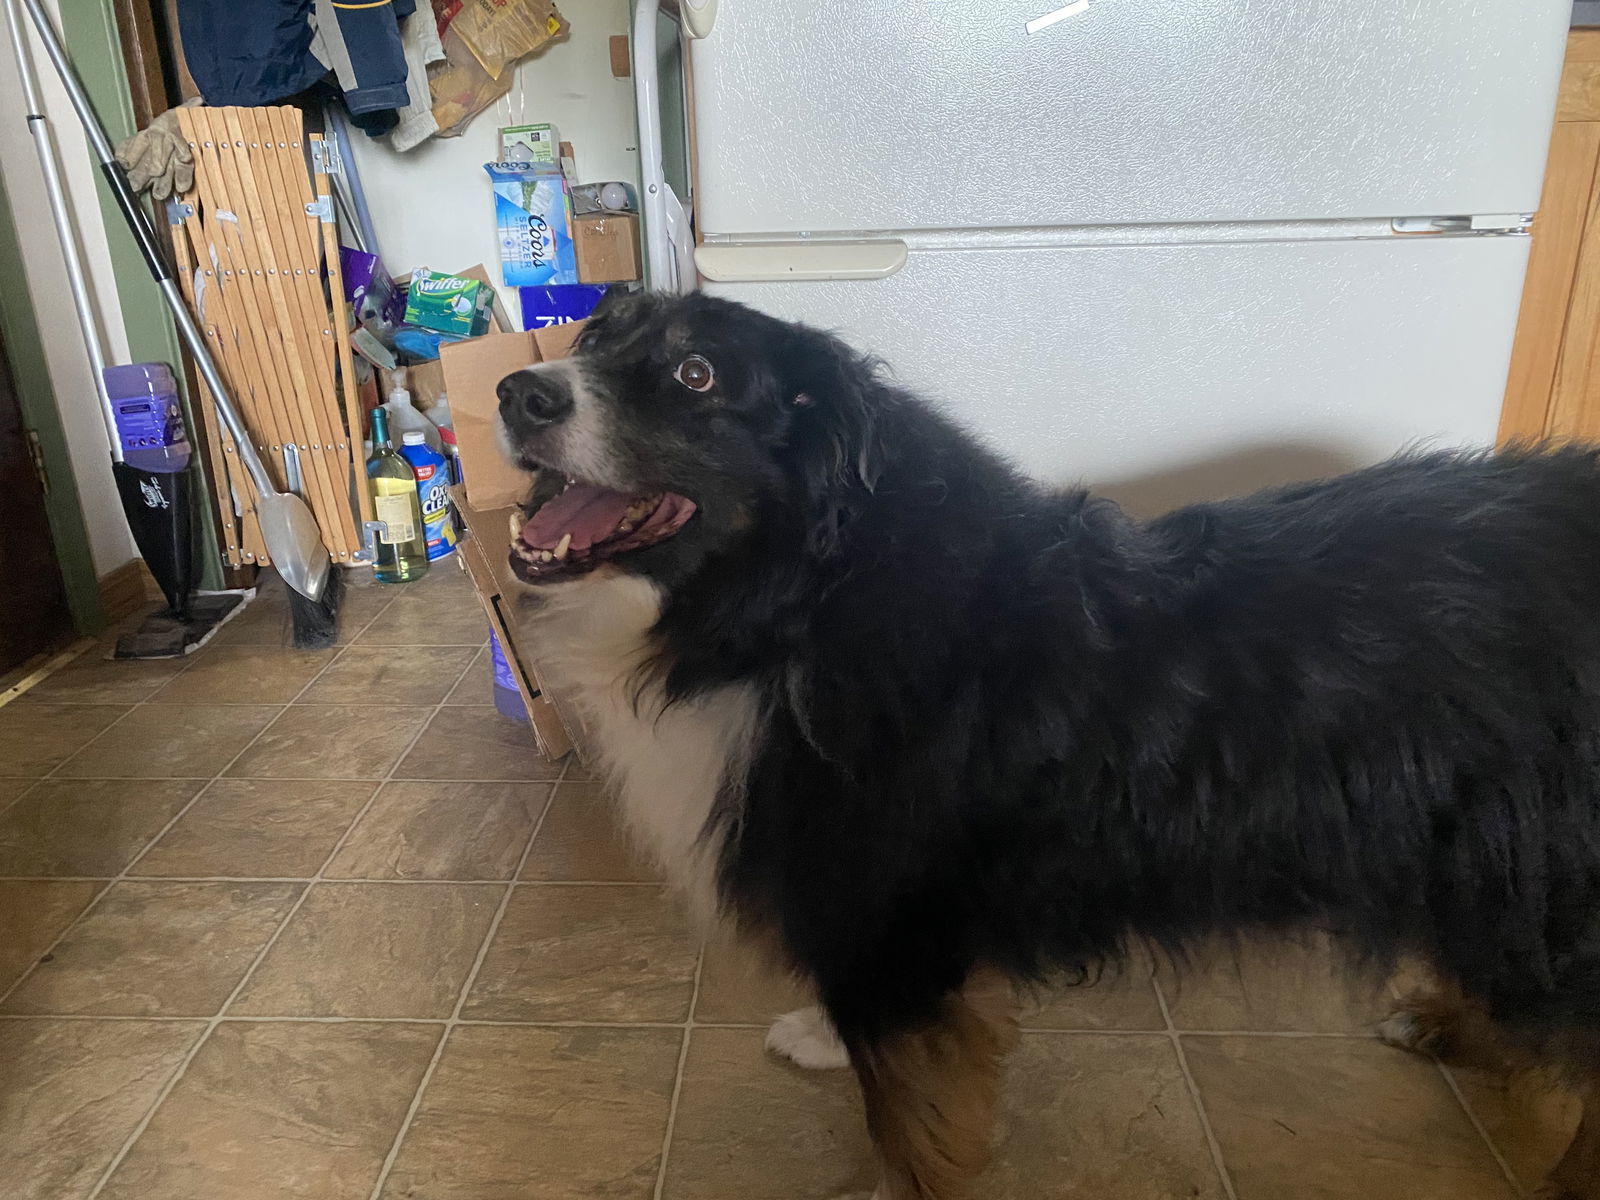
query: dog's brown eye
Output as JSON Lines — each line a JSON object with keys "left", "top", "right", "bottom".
{"left": 675, "top": 355, "right": 715, "bottom": 393}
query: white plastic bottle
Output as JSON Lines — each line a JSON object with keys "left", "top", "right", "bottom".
{"left": 429, "top": 392, "right": 462, "bottom": 484}
{"left": 383, "top": 368, "right": 444, "bottom": 455}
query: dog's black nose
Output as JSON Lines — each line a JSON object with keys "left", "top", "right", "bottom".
{"left": 497, "top": 369, "right": 573, "bottom": 426}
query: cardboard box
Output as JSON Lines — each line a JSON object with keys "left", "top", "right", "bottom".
{"left": 441, "top": 321, "right": 587, "bottom": 759}
{"left": 574, "top": 213, "right": 641, "bottom": 284}
{"left": 380, "top": 360, "right": 447, "bottom": 416}
{"left": 451, "top": 495, "right": 575, "bottom": 759}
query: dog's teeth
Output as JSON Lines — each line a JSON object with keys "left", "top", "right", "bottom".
{"left": 553, "top": 533, "right": 572, "bottom": 561}
{"left": 512, "top": 541, "right": 537, "bottom": 562}
{"left": 539, "top": 550, "right": 554, "bottom": 563}
{"left": 508, "top": 512, "right": 522, "bottom": 541}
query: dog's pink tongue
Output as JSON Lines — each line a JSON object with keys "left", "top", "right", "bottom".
{"left": 520, "top": 484, "right": 635, "bottom": 551}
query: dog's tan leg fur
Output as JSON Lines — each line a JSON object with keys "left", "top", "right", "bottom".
{"left": 848, "top": 970, "right": 1019, "bottom": 1200}
{"left": 1378, "top": 983, "right": 1511, "bottom": 1071}
{"left": 1539, "top": 1087, "right": 1600, "bottom": 1200}
{"left": 1383, "top": 987, "right": 1599, "bottom": 1199}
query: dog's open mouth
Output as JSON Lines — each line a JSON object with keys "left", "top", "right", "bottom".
{"left": 508, "top": 479, "right": 697, "bottom": 582}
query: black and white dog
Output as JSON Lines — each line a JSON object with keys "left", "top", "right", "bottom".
{"left": 497, "top": 291, "right": 1600, "bottom": 1200}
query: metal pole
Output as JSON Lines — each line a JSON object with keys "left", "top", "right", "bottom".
{"left": 4, "top": 0, "right": 120, "bottom": 459}
{"left": 632, "top": 0, "right": 672, "bottom": 290}
{"left": 13, "top": 0, "right": 276, "bottom": 497}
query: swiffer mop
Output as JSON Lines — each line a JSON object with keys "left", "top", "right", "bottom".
{"left": 5, "top": 0, "right": 342, "bottom": 650}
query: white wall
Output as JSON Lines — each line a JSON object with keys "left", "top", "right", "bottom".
{"left": 0, "top": 0, "right": 639, "bottom": 582}
{"left": 0, "top": 0, "right": 137, "bottom": 576}
{"left": 347, "top": 0, "right": 640, "bottom": 320}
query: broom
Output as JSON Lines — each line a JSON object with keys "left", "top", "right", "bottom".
{"left": 5, "top": 0, "right": 342, "bottom": 648}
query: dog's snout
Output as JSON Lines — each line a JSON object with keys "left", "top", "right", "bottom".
{"left": 497, "top": 369, "right": 573, "bottom": 426}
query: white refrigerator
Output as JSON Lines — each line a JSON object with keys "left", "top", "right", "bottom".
{"left": 640, "top": 0, "right": 1572, "bottom": 502}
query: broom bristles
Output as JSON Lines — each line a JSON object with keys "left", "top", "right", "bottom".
{"left": 287, "top": 563, "right": 344, "bottom": 649}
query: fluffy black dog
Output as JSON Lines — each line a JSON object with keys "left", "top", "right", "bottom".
{"left": 497, "top": 291, "right": 1600, "bottom": 1200}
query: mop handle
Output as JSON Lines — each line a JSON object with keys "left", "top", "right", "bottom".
{"left": 3, "top": 0, "right": 118, "bottom": 457}
{"left": 14, "top": 0, "right": 279, "bottom": 500}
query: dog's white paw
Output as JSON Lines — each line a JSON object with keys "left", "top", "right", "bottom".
{"left": 1377, "top": 1007, "right": 1456, "bottom": 1057}
{"left": 766, "top": 1006, "right": 850, "bottom": 1070}
{"left": 1376, "top": 1010, "right": 1426, "bottom": 1051}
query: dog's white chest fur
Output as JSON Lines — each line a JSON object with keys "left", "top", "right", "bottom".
{"left": 524, "top": 570, "right": 758, "bottom": 919}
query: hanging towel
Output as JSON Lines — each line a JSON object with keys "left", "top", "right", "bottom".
{"left": 391, "top": 7, "right": 447, "bottom": 151}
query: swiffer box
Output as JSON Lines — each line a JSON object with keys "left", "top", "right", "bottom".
{"left": 404, "top": 268, "right": 494, "bottom": 337}
{"left": 440, "top": 321, "right": 588, "bottom": 760}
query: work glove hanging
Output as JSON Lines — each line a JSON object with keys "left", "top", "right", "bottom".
{"left": 114, "top": 99, "right": 200, "bottom": 200}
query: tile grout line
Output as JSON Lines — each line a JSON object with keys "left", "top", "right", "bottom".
{"left": 0, "top": 637, "right": 99, "bottom": 709}
{"left": 17, "top": 579, "right": 408, "bottom": 788}
{"left": 0, "top": 607, "right": 332, "bottom": 1005}
{"left": 21, "top": 589, "right": 274, "bottom": 782}
{"left": 652, "top": 945, "right": 705, "bottom": 1200}
{"left": 0, "top": 773, "right": 562, "bottom": 785}
{"left": 0, "top": 777, "right": 221, "bottom": 1010}
{"left": 1387, "top": 970, "right": 1528, "bottom": 1197}
{"left": 0, "top": 1010, "right": 1409, "bottom": 1035}
{"left": 76, "top": 588, "right": 414, "bottom": 1200}
{"left": 365, "top": 756, "right": 573, "bottom": 1200}
{"left": 0, "top": 776, "right": 47, "bottom": 821}
{"left": 1135, "top": 1028, "right": 1382, "bottom": 1040}
{"left": 1434, "top": 1060, "right": 1527, "bottom": 1198}
{"left": 0, "top": 874, "right": 659, "bottom": 885}
{"left": 1152, "top": 975, "right": 1241, "bottom": 1200}
{"left": 0, "top": 1011, "right": 755, "bottom": 1029}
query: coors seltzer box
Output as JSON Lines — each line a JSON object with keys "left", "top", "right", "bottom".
{"left": 486, "top": 161, "right": 578, "bottom": 288}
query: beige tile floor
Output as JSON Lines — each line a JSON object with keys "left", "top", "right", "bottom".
{"left": 0, "top": 566, "right": 1583, "bottom": 1199}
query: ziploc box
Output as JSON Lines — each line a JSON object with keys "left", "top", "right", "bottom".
{"left": 486, "top": 161, "right": 578, "bottom": 288}
{"left": 404, "top": 269, "right": 494, "bottom": 337}
{"left": 519, "top": 283, "right": 609, "bottom": 329}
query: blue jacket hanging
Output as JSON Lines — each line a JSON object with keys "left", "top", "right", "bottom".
{"left": 176, "top": 0, "right": 414, "bottom": 116}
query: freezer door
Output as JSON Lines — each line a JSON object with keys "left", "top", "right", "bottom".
{"left": 705, "top": 236, "right": 1528, "bottom": 507}
{"left": 691, "top": 0, "right": 1569, "bottom": 235}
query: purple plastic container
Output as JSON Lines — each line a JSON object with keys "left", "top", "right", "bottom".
{"left": 104, "top": 362, "right": 189, "bottom": 473}
{"left": 489, "top": 631, "right": 526, "bottom": 721}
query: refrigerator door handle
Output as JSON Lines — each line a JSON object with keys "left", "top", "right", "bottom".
{"left": 696, "top": 240, "right": 910, "bottom": 283}
{"left": 676, "top": 0, "right": 716, "bottom": 38}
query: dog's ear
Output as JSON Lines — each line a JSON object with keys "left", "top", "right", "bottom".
{"left": 775, "top": 322, "right": 884, "bottom": 495}
{"left": 586, "top": 285, "right": 629, "bottom": 322}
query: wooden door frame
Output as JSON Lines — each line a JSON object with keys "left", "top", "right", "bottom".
{"left": 1500, "top": 30, "right": 1600, "bottom": 443}
{"left": 0, "top": 183, "right": 104, "bottom": 634}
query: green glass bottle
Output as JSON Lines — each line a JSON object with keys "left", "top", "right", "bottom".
{"left": 367, "top": 406, "right": 429, "bottom": 583}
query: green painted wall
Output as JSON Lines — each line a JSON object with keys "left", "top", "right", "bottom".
{"left": 56, "top": 0, "right": 224, "bottom": 590}
{"left": 0, "top": 178, "right": 105, "bottom": 633}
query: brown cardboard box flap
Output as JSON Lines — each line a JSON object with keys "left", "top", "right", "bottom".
{"left": 439, "top": 321, "right": 586, "bottom": 511}
{"left": 451, "top": 492, "right": 575, "bottom": 760}
{"left": 443, "top": 318, "right": 591, "bottom": 761}
{"left": 441, "top": 332, "right": 541, "bottom": 510}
